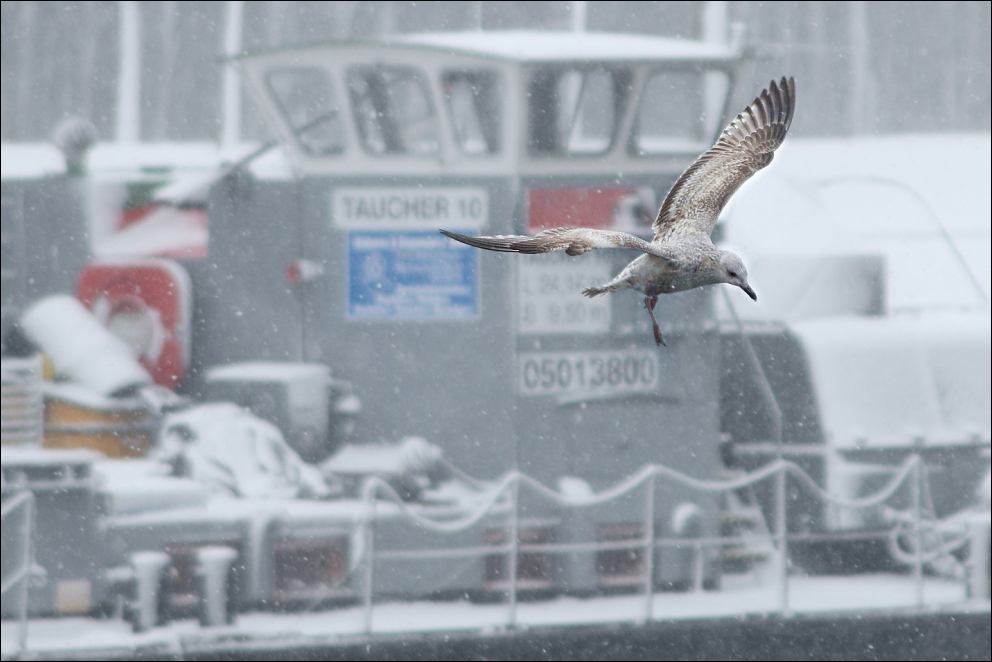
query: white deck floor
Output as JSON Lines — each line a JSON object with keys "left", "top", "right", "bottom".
{"left": 3, "top": 574, "right": 988, "bottom": 659}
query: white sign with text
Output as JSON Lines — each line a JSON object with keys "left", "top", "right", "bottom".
{"left": 517, "top": 252, "right": 612, "bottom": 335}
{"left": 518, "top": 349, "right": 659, "bottom": 398}
{"left": 333, "top": 187, "right": 488, "bottom": 230}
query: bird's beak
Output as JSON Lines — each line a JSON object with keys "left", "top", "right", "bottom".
{"left": 741, "top": 283, "right": 757, "bottom": 301}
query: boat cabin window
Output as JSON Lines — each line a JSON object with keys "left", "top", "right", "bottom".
{"left": 442, "top": 70, "right": 502, "bottom": 155}
{"left": 267, "top": 68, "right": 345, "bottom": 156}
{"left": 632, "top": 69, "right": 730, "bottom": 155}
{"left": 348, "top": 66, "right": 440, "bottom": 156}
{"left": 529, "top": 68, "right": 630, "bottom": 156}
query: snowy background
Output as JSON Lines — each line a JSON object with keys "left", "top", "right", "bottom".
{"left": 2, "top": 1, "right": 989, "bottom": 144}
{"left": 1, "top": 3, "right": 990, "bottom": 660}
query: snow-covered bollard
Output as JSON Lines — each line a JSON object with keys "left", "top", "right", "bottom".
{"left": 197, "top": 546, "right": 239, "bottom": 627}
{"left": 658, "top": 502, "right": 705, "bottom": 592}
{"left": 130, "top": 551, "right": 171, "bottom": 632}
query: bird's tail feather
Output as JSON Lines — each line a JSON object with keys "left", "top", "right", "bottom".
{"left": 582, "top": 286, "right": 609, "bottom": 298}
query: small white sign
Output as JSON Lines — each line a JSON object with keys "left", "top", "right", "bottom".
{"left": 332, "top": 187, "right": 488, "bottom": 230}
{"left": 517, "top": 252, "right": 612, "bottom": 335}
{"left": 518, "top": 349, "right": 659, "bottom": 398}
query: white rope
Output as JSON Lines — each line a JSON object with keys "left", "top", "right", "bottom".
{"left": 781, "top": 455, "right": 922, "bottom": 509}
{"left": 360, "top": 474, "right": 515, "bottom": 534}
{"left": 358, "top": 454, "right": 927, "bottom": 534}
{"left": 888, "top": 523, "right": 972, "bottom": 566}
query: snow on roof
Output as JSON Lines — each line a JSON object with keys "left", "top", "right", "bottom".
{"left": 0, "top": 141, "right": 292, "bottom": 180}
{"left": 104, "top": 491, "right": 399, "bottom": 529}
{"left": 94, "top": 205, "right": 208, "bottom": 259}
{"left": 94, "top": 458, "right": 211, "bottom": 516}
{"left": 790, "top": 310, "right": 991, "bottom": 449}
{"left": 42, "top": 382, "right": 148, "bottom": 413}
{"left": 206, "top": 362, "right": 330, "bottom": 384}
{"left": 1, "top": 445, "right": 101, "bottom": 468}
{"left": 90, "top": 436, "right": 460, "bottom": 519}
{"left": 715, "top": 134, "right": 991, "bottom": 453}
{"left": 323, "top": 438, "right": 443, "bottom": 477}
{"left": 0, "top": 142, "right": 64, "bottom": 178}
{"left": 387, "top": 30, "right": 740, "bottom": 63}
{"left": 722, "top": 133, "right": 992, "bottom": 315}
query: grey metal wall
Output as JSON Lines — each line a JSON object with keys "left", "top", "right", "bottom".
{"left": 1, "top": 177, "right": 91, "bottom": 348}
{"left": 199, "top": 170, "right": 726, "bottom": 487}
{"left": 197, "top": 168, "right": 724, "bottom": 594}
{"left": 513, "top": 173, "right": 723, "bottom": 490}
{"left": 1, "top": 456, "right": 104, "bottom": 618}
{"left": 198, "top": 169, "right": 725, "bottom": 592}
{"left": 199, "top": 174, "right": 520, "bottom": 480}
{"left": 187, "top": 177, "right": 308, "bottom": 387}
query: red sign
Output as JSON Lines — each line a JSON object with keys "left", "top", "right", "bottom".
{"left": 526, "top": 187, "right": 655, "bottom": 233}
{"left": 77, "top": 259, "right": 192, "bottom": 389}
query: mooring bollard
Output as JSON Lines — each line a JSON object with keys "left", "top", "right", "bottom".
{"left": 130, "top": 551, "right": 171, "bottom": 632}
{"left": 197, "top": 546, "right": 239, "bottom": 627}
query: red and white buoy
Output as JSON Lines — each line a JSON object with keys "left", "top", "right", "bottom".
{"left": 77, "top": 258, "right": 192, "bottom": 389}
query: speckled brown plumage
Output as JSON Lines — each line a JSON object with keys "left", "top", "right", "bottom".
{"left": 441, "top": 77, "right": 797, "bottom": 346}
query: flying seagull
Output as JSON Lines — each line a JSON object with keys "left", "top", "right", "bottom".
{"left": 441, "top": 76, "right": 796, "bottom": 346}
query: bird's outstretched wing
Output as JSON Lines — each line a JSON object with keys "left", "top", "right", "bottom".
{"left": 653, "top": 76, "right": 796, "bottom": 243}
{"left": 440, "top": 227, "right": 674, "bottom": 261}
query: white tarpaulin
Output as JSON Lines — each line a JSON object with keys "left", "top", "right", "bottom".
{"left": 157, "top": 403, "right": 330, "bottom": 499}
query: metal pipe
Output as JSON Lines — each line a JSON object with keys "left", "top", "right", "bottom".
{"left": 19, "top": 494, "right": 34, "bottom": 657}
{"left": 912, "top": 456, "right": 924, "bottom": 608}
{"left": 720, "top": 288, "right": 783, "bottom": 446}
{"left": 0, "top": 491, "right": 34, "bottom": 657}
{"left": 642, "top": 470, "right": 656, "bottom": 623}
{"left": 571, "top": 0, "right": 587, "bottom": 32}
{"left": 116, "top": 1, "right": 141, "bottom": 142}
{"left": 221, "top": 1, "right": 244, "bottom": 148}
{"left": 968, "top": 520, "right": 990, "bottom": 599}
{"left": 693, "top": 539, "right": 705, "bottom": 594}
{"left": 362, "top": 483, "right": 377, "bottom": 636}
{"left": 776, "top": 463, "right": 789, "bottom": 615}
{"left": 507, "top": 478, "right": 520, "bottom": 629}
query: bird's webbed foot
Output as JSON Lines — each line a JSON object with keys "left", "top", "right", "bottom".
{"left": 644, "top": 295, "right": 666, "bottom": 347}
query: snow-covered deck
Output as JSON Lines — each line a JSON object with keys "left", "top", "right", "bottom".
{"left": 2, "top": 574, "right": 987, "bottom": 660}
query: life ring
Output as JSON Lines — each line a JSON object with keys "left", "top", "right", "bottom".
{"left": 77, "top": 259, "right": 192, "bottom": 389}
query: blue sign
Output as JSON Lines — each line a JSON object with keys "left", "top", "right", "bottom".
{"left": 347, "top": 231, "right": 479, "bottom": 320}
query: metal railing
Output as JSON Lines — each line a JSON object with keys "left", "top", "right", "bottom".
{"left": 355, "top": 452, "right": 942, "bottom": 634}
{"left": 1, "top": 490, "right": 35, "bottom": 658}
{"left": 5, "top": 451, "right": 978, "bottom": 646}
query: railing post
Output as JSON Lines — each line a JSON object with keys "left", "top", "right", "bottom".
{"left": 693, "top": 538, "right": 705, "bottom": 594}
{"left": 19, "top": 494, "right": 34, "bottom": 658}
{"left": 912, "top": 456, "right": 924, "bottom": 608}
{"left": 363, "top": 481, "right": 377, "bottom": 636}
{"left": 775, "top": 462, "right": 789, "bottom": 615}
{"left": 968, "top": 518, "right": 990, "bottom": 599}
{"left": 642, "top": 470, "right": 656, "bottom": 624}
{"left": 507, "top": 477, "right": 519, "bottom": 629}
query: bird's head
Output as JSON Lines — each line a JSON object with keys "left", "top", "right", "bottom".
{"left": 719, "top": 252, "right": 757, "bottom": 301}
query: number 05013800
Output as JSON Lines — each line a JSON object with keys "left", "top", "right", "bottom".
{"left": 517, "top": 350, "right": 658, "bottom": 397}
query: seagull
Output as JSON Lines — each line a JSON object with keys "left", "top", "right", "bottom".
{"left": 441, "top": 76, "right": 795, "bottom": 346}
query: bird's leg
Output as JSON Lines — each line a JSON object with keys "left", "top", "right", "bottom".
{"left": 644, "top": 295, "right": 665, "bottom": 346}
